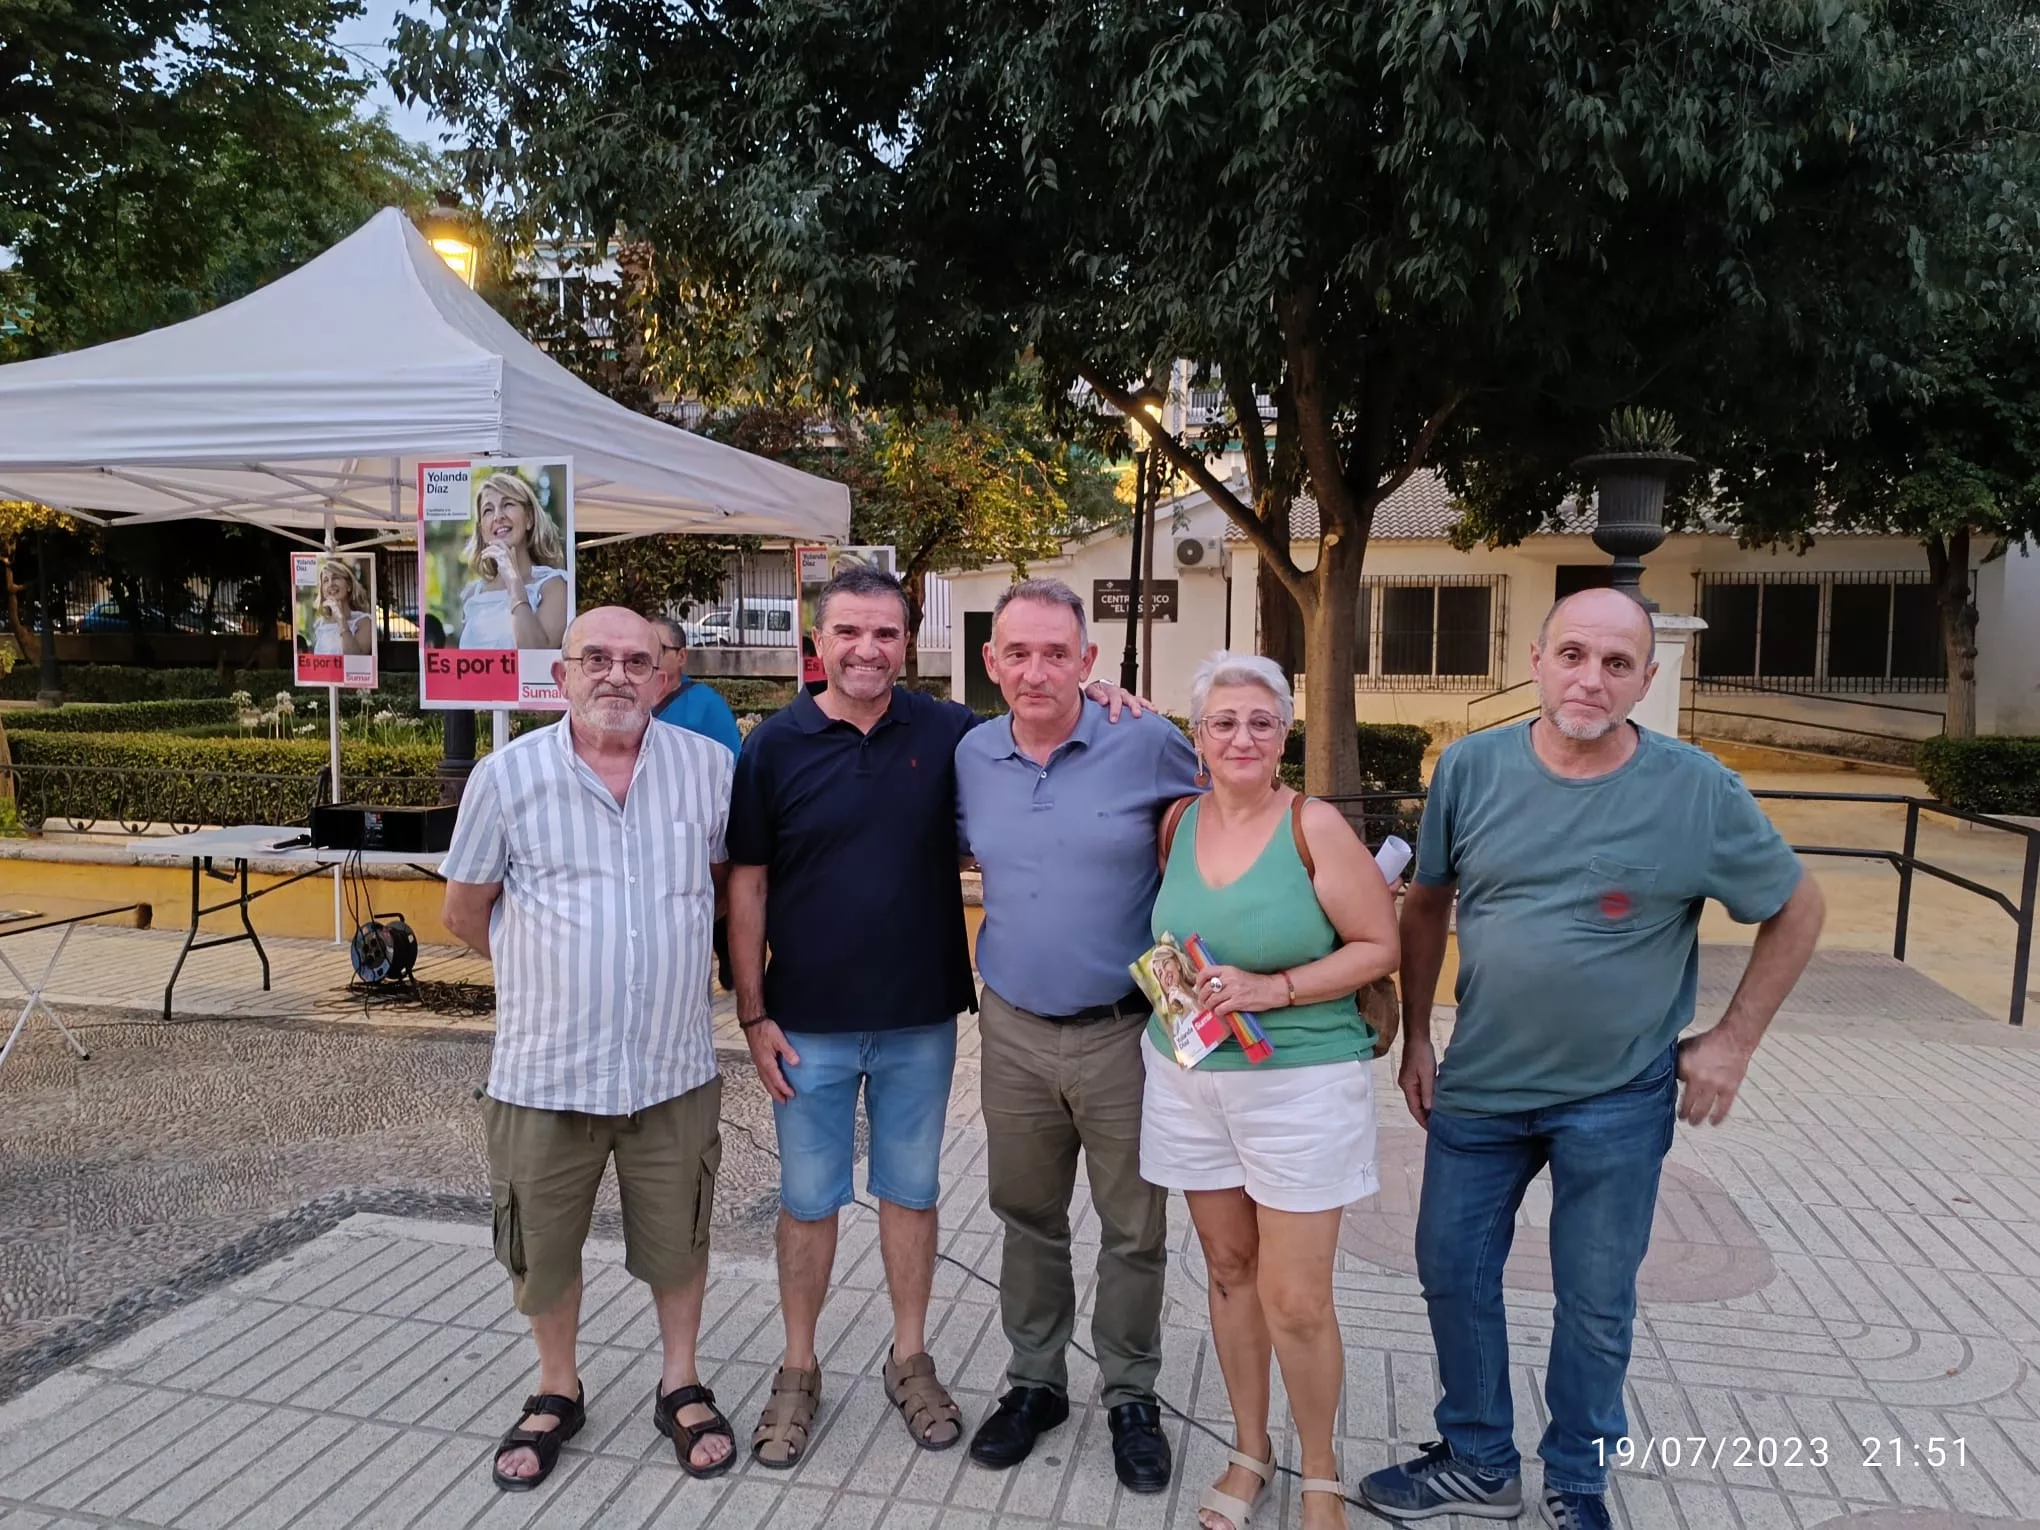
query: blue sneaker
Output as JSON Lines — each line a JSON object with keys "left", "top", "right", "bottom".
{"left": 1357, "top": 1441, "right": 1524, "bottom": 1520}
{"left": 1540, "top": 1490, "right": 1614, "bottom": 1530}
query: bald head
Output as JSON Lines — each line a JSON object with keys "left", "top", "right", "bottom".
{"left": 1530, "top": 586, "right": 1658, "bottom": 743}
{"left": 1538, "top": 587, "right": 1655, "bottom": 651}
{"left": 555, "top": 605, "right": 664, "bottom": 736}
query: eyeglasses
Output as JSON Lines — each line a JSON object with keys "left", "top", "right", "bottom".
{"left": 563, "top": 649, "right": 657, "bottom": 681}
{"left": 1199, "top": 711, "right": 1285, "bottom": 742}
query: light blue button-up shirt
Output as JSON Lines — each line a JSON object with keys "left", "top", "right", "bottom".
{"left": 956, "top": 700, "right": 1203, "bottom": 1015}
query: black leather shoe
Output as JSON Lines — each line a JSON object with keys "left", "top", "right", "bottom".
{"left": 968, "top": 1385, "right": 1069, "bottom": 1469}
{"left": 1107, "top": 1400, "right": 1173, "bottom": 1493}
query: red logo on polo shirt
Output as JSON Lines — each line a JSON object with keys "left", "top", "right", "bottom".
{"left": 1600, "top": 889, "right": 1632, "bottom": 920}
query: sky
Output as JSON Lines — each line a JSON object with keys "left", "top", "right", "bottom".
{"left": 333, "top": 0, "right": 459, "bottom": 150}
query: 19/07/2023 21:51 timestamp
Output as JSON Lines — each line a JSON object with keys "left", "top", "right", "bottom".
{"left": 1598, "top": 1437, "right": 1969, "bottom": 1471}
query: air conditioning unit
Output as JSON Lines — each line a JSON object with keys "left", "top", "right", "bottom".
{"left": 1174, "top": 535, "right": 1223, "bottom": 572}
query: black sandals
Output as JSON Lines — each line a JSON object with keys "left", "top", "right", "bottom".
{"left": 654, "top": 1381, "right": 738, "bottom": 1479}
{"left": 491, "top": 1385, "right": 586, "bottom": 1492}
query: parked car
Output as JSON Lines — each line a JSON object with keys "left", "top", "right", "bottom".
{"left": 686, "top": 597, "right": 799, "bottom": 646}
{"left": 74, "top": 598, "right": 215, "bottom": 634}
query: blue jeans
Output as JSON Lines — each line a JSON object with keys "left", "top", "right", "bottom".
{"left": 772, "top": 1020, "right": 958, "bottom": 1220}
{"left": 1415, "top": 1044, "right": 1677, "bottom": 1496}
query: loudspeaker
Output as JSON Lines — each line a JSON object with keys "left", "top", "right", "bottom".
{"left": 310, "top": 802, "right": 457, "bottom": 853}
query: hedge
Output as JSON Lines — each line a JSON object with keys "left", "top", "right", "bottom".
{"left": 1, "top": 664, "right": 423, "bottom": 706}
{"left": 1918, "top": 736, "right": 2040, "bottom": 816}
{"left": 8, "top": 732, "right": 443, "bottom": 829}
{"left": 0, "top": 698, "right": 242, "bottom": 733}
{"left": 699, "top": 678, "right": 797, "bottom": 713}
{"left": 1286, "top": 722, "right": 1430, "bottom": 794}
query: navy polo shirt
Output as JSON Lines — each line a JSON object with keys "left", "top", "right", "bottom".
{"left": 727, "top": 686, "right": 979, "bottom": 1033}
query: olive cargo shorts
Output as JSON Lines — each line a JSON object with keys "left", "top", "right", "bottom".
{"left": 483, "top": 1076, "right": 722, "bottom": 1315}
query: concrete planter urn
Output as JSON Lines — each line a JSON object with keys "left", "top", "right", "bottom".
{"left": 1573, "top": 450, "right": 1695, "bottom": 610}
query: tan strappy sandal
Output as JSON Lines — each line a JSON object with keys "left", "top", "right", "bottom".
{"left": 1197, "top": 1447, "right": 1277, "bottom": 1529}
{"left": 750, "top": 1365, "right": 821, "bottom": 1468}
{"left": 882, "top": 1350, "right": 963, "bottom": 1450}
{"left": 1300, "top": 1476, "right": 1350, "bottom": 1523}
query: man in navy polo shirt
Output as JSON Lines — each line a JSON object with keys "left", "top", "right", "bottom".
{"left": 954, "top": 578, "right": 1203, "bottom": 1493}
{"left": 728, "top": 564, "right": 1141, "bottom": 1467}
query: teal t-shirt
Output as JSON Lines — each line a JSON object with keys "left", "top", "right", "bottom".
{"left": 1415, "top": 722, "right": 1803, "bottom": 1115}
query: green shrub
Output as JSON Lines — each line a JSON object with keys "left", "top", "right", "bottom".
{"left": 1, "top": 698, "right": 242, "bottom": 733}
{"left": 0, "top": 663, "right": 422, "bottom": 706}
{"left": 700, "top": 677, "right": 797, "bottom": 713}
{"left": 1918, "top": 736, "right": 2040, "bottom": 815}
{"left": 8, "top": 732, "right": 443, "bottom": 829}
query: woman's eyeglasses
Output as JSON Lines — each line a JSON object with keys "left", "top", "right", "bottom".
{"left": 1198, "top": 712, "right": 1285, "bottom": 742}
{"left": 563, "top": 649, "right": 658, "bottom": 681}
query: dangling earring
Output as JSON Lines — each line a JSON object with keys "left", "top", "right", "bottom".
{"left": 1194, "top": 750, "right": 1210, "bottom": 788}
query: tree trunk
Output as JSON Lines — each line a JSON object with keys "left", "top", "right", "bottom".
{"left": 1300, "top": 535, "right": 1360, "bottom": 796}
{"left": 1258, "top": 544, "right": 1303, "bottom": 679}
{"left": 1926, "top": 528, "right": 1979, "bottom": 739}
{"left": 0, "top": 551, "right": 39, "bottom": 661}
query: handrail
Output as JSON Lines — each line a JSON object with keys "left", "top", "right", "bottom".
{"left": 1687, "top": 675, "right": 1948, "bottom": 722}
{"left": 1465, "top": 678, "right": 1535, "bottom": 733}
{"left": 1318, "top": 787, "right": 2037, "bottom": 1028}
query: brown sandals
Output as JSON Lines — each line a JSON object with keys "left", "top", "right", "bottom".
{"left": 883, "top": 1350, "right": 962, "bottom": 1451}
{"left": 751, "top": 1365, "right": 822, "bottom": 1468}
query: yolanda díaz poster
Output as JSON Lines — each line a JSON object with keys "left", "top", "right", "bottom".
{"left": 417, "top": 459, "right": 574, "bottom": 709}
{"left": 292, "top": 552, "right": 378, "bottom": 688}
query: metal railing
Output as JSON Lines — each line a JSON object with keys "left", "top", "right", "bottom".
{"left": 1319, "top": 787, "right": 2037, "bottom": 1028}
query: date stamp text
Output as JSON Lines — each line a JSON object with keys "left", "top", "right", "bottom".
{"left": 1597, "top": 1437, "right": 1968, "bottom": 1471}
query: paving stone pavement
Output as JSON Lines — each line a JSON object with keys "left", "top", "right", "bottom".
{"left": 1, "top": 947, "right": 2038, "bottom": 1530}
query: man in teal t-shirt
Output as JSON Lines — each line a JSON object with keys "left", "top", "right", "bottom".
{"left": 1359, "top": 588, "right": 1824, "bottom": 1530}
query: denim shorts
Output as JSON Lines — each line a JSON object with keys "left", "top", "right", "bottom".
{"left": 772, "top": 1020, "right": 958, "bottom": 1220}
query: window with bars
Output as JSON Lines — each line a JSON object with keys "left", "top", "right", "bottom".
{"left": 1354, "top": 575, "right": 1506, "bottom": 690}
{"left": 1693, "top": 571, "right": 1946, "bottom": 693}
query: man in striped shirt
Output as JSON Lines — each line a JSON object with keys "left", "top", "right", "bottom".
{"left": 442, "top": 605, "right": 738, "bottom": 1493}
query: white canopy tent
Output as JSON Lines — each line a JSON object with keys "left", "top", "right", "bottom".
{"left": 0, "top": 206, "right": 850, "bottom": 545}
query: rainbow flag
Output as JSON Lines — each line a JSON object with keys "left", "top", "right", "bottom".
{"left": 1182, "top": 933, "right": 1274, "bottom": 1064}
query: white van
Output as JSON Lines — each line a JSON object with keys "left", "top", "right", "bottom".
{"left": 685, "top": 596, "right": 799, "bottom": 646}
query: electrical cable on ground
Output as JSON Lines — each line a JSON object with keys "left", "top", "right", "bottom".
{"left": 715, "top": 1112, "right": 1373, "bottom": 1509}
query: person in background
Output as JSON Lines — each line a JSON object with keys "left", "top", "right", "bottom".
{"left": 954, "top": 577, "right": 1201, "bottom": 1495}
{"left": 1360, "top": 588, "right": 1823, "bottom": 1530}
{"left": 441, "top": 605, "right": 737, "bottom": 1492}
{"left": 652, "top": 616, "right": 744, "bottom": 760}
{"left": 1145, "top": 651, "right": 1399, "bottom": 1530}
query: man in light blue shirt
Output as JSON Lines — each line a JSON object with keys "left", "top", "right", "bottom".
{"left": 652, "top": 617, "right": 743, "bottom": 760}
{"left": 954, "top": 578, "right": 1202, "bottom": 1492}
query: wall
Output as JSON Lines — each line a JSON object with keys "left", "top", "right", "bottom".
{"left": 1976, "top": 538, "right": 2040, "bottom": 734}
{"left": 947, "top": 497, "right": 1237, "bottom": 716}
{"left": 1234, "top": 530, "right": 1960, "bottom": 746}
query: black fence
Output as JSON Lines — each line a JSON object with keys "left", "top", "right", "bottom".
{"left": 1320, "top": 787, "right": 2037, "bottom": 1029}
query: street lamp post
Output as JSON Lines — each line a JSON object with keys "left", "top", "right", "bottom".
{"left": 419, "top": 197, "right": 481, "bottom": 794}
{"left": 1118, "top": 391, "right": 1165, "bottom": 694}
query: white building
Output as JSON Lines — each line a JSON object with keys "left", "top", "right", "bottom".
{"left": 947, "top": 471, "right": 2040, "bottom": 747}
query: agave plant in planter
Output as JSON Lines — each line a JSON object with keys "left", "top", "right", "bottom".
{"left": 1572, "top": 409, "right": 1695, "bottom": 610}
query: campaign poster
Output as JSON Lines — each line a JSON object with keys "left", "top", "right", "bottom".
{"left": 418, "top": 458, "right": 575, "bottom": 710}
{"left": 291, "top": 552, "right": 378, "bottom": 688}
{"left": 795, "top": 544, "right": 896, "bottom": 689}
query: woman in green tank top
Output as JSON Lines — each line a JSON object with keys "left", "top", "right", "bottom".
{"left": 1140, "top": 653, "right": 1399, "bottom": 1530}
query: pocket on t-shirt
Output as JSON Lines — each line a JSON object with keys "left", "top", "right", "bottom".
{"left": 1571, "top": 857, "right": 1660, "bottom": 931}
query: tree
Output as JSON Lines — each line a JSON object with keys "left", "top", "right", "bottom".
{"left": 4, "top": 0, "right": 438, "bottom": 357}
{"left": 0, "top": 502, "right": 77, "bottom": 659}
{"left": 397, "top": 0, "right": 2035, "bottom": 789}
{"left": 1447, "top": 0, "right": 2040, "bottom": 740}
{"left": 710, "top": 395, "right": 1120, "bottom": 679}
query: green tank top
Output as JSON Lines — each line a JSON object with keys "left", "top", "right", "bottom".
{"left": 1146, "top": 798, "right": 1373, "bottom": 1070}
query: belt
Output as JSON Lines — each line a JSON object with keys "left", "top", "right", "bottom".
{"left": 1035, "top": 987, "right": 1150, "bottom": 1025}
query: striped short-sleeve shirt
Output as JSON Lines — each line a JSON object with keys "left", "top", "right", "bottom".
{"left": 441, "top": 717, "right": 732, "bottom": 1116}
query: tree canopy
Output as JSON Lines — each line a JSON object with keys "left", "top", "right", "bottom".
{"left": 4, "top": 0, "right": 439, "bottom": 356}
{"left": 399, "top": 0, "right": 2040, "bottom": 784}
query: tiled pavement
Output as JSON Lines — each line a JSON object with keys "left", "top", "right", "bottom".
{"left": 2, "top": 947, "right": 2040, "bottom": 1529}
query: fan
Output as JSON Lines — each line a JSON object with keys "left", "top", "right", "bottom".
{"left": 350, "top": 913, "right": 418, "bottom": 984}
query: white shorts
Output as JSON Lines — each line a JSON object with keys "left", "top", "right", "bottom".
{"left": 1138, "top": 1033, "right": 1380, "bottom": 1213}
